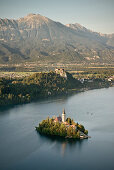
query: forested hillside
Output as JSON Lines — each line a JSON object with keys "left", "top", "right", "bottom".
{"left": 0, "top": 71, "right": 81, "bottom": 106}
{"left": 0, "top": 70, "right": 111, "bottom": 107}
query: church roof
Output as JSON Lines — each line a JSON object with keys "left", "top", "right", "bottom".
{"left": 55, "top": 116, "right": 62, "bottom": 122}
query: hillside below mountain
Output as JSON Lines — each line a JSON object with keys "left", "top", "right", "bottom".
{"left": 0, "top": 70, "right": 111, "bottom": 106}
{"left": 0, "top": 13, "right": 114, "bottom": 67}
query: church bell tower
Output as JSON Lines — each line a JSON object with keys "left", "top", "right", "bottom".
{"left": 62, "top": 109, "right": 66, "bottom": 122}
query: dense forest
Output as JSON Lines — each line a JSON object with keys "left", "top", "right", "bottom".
{"left": 0, "top": 71, "right": 81, "bottom": 106}
{"left": 0, "top": 71, "right": 112, "bottom": 106}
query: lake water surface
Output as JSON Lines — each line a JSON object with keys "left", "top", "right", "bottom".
{"left": 0, "top": 87, "right": 114, "bottom": 170}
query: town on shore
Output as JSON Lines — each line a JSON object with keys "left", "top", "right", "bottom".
{"left": 36, "top": 109, "right": 90, "bottom": 139}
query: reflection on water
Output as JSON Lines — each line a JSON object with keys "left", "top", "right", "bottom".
{"left": 38, "top": 132, "right": 87, "bottom": 157}
{"left": 0, "top": 93, "right": 75, "bottom": 113}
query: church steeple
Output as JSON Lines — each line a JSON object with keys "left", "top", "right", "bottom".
{"left": 62, "top": 108, "right": 66, "bottom": 122}
{"left": 63, "top": 109, "right": 66, "bottom": 115}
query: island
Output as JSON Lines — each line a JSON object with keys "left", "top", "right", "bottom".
{"left": 36, "top": 109, "right": 89, "bottom": 139}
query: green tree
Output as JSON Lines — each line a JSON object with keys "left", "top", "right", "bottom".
{"left": 66, "top": 118, "right": 72, "bottom": 125}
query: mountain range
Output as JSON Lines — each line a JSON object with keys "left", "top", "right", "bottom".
{"left": 0, "top": 13, "right": 114, "bottom": 65}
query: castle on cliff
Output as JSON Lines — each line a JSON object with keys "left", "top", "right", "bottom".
{"left": 55, "top": 68, "right": 67, "bottom": 79}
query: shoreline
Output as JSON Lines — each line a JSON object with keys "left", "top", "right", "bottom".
{"left": 0, "top": 85, "right": 112, "bottom": 108}
{"left": 0, "top": 70, "right": 113, "bottom": 107}
{"left": 36, "top": 130, "right": 90, "bottom": 140}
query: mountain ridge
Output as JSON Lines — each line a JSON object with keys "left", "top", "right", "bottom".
{"left": 0, "top": 13, "right": 114, "bottom": 65}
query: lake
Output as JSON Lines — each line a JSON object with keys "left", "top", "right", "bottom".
{"left": 0, "top": 87, "right": 114, "bottom": 170}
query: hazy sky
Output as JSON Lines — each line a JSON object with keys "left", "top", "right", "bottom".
{"left": 0, "top": 0, "right": 114, "bottom": 34}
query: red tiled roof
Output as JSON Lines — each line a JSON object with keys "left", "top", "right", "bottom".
{"left": 55, "top": 116, "right": 62, "bottom": 122}
{"left": 70, "top": 125, "right": 76, "bottom": 128}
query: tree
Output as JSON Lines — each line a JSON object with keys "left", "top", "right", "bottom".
{"left": 84, "top": 130, "right": 88, "bottom": 135}
{"left": 67, "top": 126, "right": 73, "bottom": 137}
{"left": 59, "top": 124, "right": 66, "bottom": 136}
{"left": 78, "top": 124, "right": 85, "bottom": 132}
{"left": 76, "top": 131, "right": 80, "bottom": 138}
{"left": 66, "top": 118, "right": 72, "bottom": 125}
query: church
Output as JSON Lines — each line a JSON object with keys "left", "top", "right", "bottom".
{"left": 54, "top": 109, "right": 66, "bottom": 123}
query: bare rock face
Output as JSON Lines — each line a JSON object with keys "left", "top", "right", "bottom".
{"left": 0, "top": 14, "right": 114, "bottom": 64}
